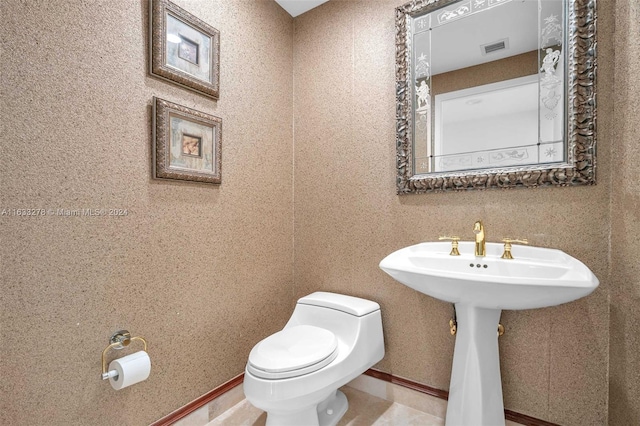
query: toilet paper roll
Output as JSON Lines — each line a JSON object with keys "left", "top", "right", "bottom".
{"left": 108, "top": 350, "right": 151, "bottom": 390}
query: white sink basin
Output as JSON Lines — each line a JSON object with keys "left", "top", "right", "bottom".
{"left": 379, "top": 240, "right": 599, "bottom": 426}
{"left": 379, "top": 241, "right": 599, "bottom": 310}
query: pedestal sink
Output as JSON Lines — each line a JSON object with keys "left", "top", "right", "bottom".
{"left": 379, "top": 241, "right": 599, "bottom": 426}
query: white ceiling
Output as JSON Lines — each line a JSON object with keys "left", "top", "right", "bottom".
{"left": 427, "top": 0, "right": 542, "bottom": 75}
{"left": 274, "top": 0, "right": 330, "bottom": 17}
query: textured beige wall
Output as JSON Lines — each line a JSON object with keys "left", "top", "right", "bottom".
{"left": 609, "top": 1, "right": 640, "bottom": 424}
{"left": 293, "top": 1, "right": 612, "bottom": 425}
{"left": 0, "top": 1, "right": 293, "bottom": 424}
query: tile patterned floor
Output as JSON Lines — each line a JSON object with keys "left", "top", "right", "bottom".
{"left": 206, "top": 386, "right": 443, "bottom": 426}
{"left": 337, "top": 386, "right": 444, "bottom": 426}
{"left": 175, "top": 374, "right": 524, "bottom": 426}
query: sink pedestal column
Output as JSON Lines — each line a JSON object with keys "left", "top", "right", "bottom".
{"left": 445, "top": 304, "right": 504, "bottom": 426}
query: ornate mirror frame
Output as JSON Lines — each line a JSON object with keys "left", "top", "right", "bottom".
{"left": 395, "top": 0, "right": 597, "bottom": 193}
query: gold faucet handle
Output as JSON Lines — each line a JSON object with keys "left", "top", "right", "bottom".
{"left": 500, "top": 238, "right": 529, "bottom": 259}
{"left": 439, "top": 236, "right": 461, "bottom": 256}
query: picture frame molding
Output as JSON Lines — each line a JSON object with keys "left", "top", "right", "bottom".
{"left": 150, "top": 0, "right": 220, "bottom": 99}
{"left": 153, "top": 97, "right": 222, "bottom": 184}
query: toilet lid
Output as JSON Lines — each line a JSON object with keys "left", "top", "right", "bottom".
{"left": 247, "top": 325, "right": 339, "bottom": 379}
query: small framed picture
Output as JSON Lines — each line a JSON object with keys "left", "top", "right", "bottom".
{"left": 150, "top": 0, "right": 220, "bottom": 99}
{"left": 177, "top": 35, "right": 199, "bottom": 64}
{"left": 181, "top": 134, "right": 202, "bottom": 157}
{"left": 153, "top": 97, "right": 222, "bottom": 184}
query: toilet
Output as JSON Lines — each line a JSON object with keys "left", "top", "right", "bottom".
{"left": 243, "top": 292, "right": 385, "bottom": 426}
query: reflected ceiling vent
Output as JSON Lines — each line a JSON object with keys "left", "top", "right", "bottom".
{"left": 481, "top": 38, "right": 510, "bottom": 56}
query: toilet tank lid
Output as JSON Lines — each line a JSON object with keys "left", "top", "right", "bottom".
{"left": 297, "top": 292, "right": 380, "bottom": 317}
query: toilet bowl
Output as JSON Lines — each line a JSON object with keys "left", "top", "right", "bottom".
{"left": 243, "top": 292, "right": 385, "bottom": 426}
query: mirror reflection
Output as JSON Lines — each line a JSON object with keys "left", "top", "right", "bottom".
{"left": 411, "top": 0, "right": 565, "bottom": 174}
{"left": 395, "top": 0, "right": 596, "bottom": 194}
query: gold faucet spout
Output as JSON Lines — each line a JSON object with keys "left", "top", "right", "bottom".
{"left": 473, "top": 220, "right": 486, "bottom": 257}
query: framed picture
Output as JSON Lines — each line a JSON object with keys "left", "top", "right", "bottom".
{"left": 153, "top": 97, "right": 222, "bottom": 184}
{"left": 150, "top": 0, "right": 220, "bottom": 99}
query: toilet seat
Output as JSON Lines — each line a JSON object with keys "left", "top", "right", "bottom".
{"left": 247, "top": 325, "right": 339, "bottom": 380}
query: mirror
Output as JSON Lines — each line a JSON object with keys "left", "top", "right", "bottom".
{"left": 395, "top": 0, "right": 596, "bottom": 193}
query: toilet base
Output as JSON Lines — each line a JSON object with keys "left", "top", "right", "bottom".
{"left": 318, "top": 390, "right": 348, "bottom": 426}
{"left": 264, "top": 390, "right": 349, "bottom": 426}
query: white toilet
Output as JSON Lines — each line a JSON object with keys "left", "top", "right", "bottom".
{"left": 243, "top": 291, "right": 384, "bottom": 426}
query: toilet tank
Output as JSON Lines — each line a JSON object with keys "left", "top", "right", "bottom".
{"left": 297, "top": 292, "right": 380, "bottom": 316}
{"left": 285, "top": 292, "right": 382, "bottom": 343}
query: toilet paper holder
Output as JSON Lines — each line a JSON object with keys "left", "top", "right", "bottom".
{"left": 101, "top": 330, "right": 147, "bottom": 380}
